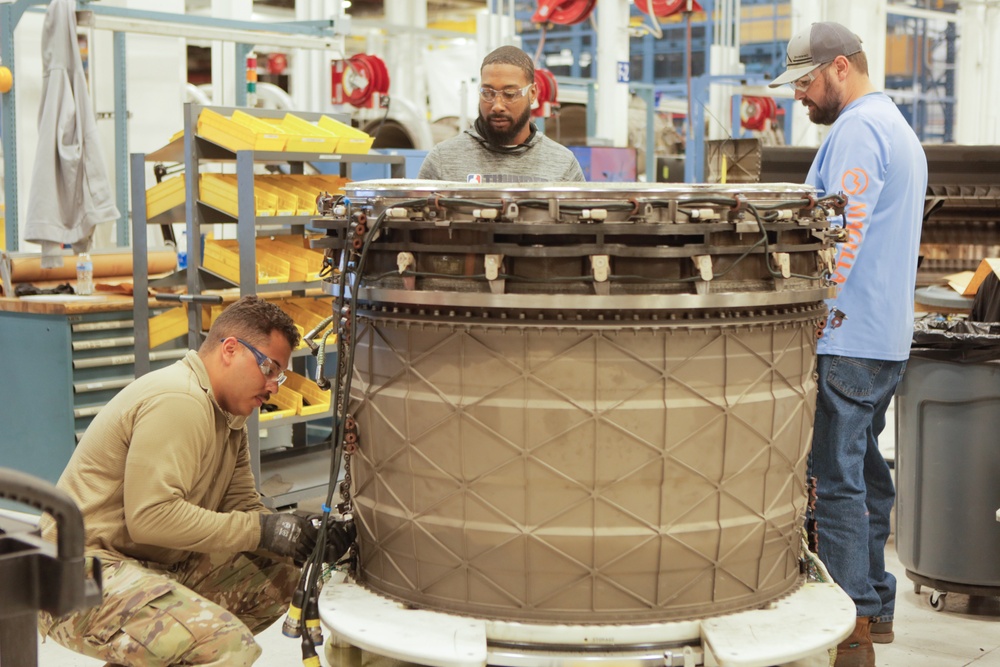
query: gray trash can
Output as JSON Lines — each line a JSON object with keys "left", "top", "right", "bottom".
{"left": 895, "top": 319, "right": 1000, "bottom": 609}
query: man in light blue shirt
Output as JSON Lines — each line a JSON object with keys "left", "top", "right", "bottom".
{"left": 770, "top": 21, "right": 927, "bottom": 667}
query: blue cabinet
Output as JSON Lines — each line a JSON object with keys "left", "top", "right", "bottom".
{"left": 0, "top": 303, "right": 184, "bottom": 484}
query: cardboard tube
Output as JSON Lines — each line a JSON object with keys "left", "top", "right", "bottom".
{"left": 9, "top": 251, "right": 177, "bottom": 283}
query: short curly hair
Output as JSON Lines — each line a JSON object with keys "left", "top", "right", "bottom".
{"left": 202, "top": 295, "right": 300, "bottom": 352}
{"left": 481, "top": 45, "right": 534, "bottom": 83}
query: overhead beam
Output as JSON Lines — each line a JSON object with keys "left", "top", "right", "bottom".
{"left": 886, "top": 4, "right": 958, "bottom": 22}
{"left": 75, "top": 7, "right": 344, "bottom": 52}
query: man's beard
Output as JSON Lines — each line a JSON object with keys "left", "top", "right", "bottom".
{"left": 807, "top": 97, "right": 841, "bottom": 126}
{"left": 480, "top": 104, "right": 532, "bottom": 146}
{"left": 804, "top": 75, "right": 842, "bottom": 126}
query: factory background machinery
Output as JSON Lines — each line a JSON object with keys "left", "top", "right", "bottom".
{"left": 3, "top": 0, "right": 1000, "bottom": 250}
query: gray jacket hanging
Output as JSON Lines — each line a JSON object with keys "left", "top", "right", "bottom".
{"left": 25, "top": 0, "right": 120, "bottom": 268}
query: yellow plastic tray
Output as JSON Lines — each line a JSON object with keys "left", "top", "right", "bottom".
{"left": 254, "top": 175, "right": 318, "bottom": 215}
{"left": 282, "top": 371, "right": 332, "bottom": 416}
{"left": 318, "top": 116, "right": 375, "bottom": 154}
{"left": 230, "top": 110, "right": 288, "bottom": 151}
{"left": 279, "top": 181, "right": 322, "bottom": 215}
{"left": 197, "top": 108, "right": 289, "bottom": 153}
{"left": 288, "top": 296, "right": 334, "bottom": 320}
{"left": 276, "top": 299, "right": 328, "bottom": 332}
{"left": 259, "top": 385, "right": 301, "bottom": 422}
{"left": 253, "top": 182, "right": 300, "bottom": 216}
{"left": 201, "top": 303, "right": 224, "bottom": 331}
{"left": 146, "top": 175, "right": 186, "bottom": 220}
{"left": 197, "top": 108, "right": 257, "bottom": 152}
{"left": 203, "top": 238, "right": 291, "bottom": 285}
{"left": 261, "top": 114, "right": 341, "bottom": 153}
{"left": 257, "top": 238, "right": 325, "bottom": 282}
{"left": 148, "top": 305, "right": 187, "bottom": 348}
{"left": 306, "top": 175, "right": 349, "bottom": 195}
{"left": 199, "top": 174, "right": 278, "bottom": 217}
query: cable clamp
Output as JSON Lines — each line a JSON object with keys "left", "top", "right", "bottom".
{"left": 771, "top": 252, "right": 791, "bottom": 279}
{"left": 590, "top": 255, "right": 610, "bottom": 282}
{"left": 484, "top": 254, "right": 504, "bottom": 281}
{"left": 692, "top": 255, "right": 714, "bottom": 281}
{"left": 396, "top": 252, "right": 415, "bottom": 274}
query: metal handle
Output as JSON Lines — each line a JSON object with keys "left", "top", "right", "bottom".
{"left": 0, "top": 468, "right": 83, "bottom": 561}
{"left": 0, "top": 467, "right": 103, "bottom": 616}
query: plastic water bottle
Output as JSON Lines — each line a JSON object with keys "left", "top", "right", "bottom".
{"left": 177, "top": 231, "right": 188, "bottom": 270}
{"left": 76, "top": 252, "right": 94, "bottom": 295}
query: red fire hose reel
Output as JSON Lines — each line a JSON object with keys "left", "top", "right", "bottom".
{"left": 532, "top": 68, "right": 559, "bottom": 118}
{"left": 633, "top": 0, "right": 703, "bottom": 17}
{"left": 531, "top": 0, "right": 596, "bottom": 25}
{"left": 740, "top": 96, "right": 778, "bottom": 131}
{"left": 331, "top": 53, "right": 389, "bottom": 108}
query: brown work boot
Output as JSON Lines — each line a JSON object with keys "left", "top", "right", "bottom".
{"left": 870, "top": 619, "right": 894, "bottom": 643}
{"left": 834, "top": 617, "right": 876, "bottom": 667}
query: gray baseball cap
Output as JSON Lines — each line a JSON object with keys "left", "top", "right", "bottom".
{"left": 768, "top": 22, "right": 863, "bottom": 88}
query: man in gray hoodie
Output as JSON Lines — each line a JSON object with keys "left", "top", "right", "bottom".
{"left": 417, "top": 46, "right": 585, "bottom": 183}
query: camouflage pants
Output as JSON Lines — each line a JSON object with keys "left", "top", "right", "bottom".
{"left": 38, "top": 551, "right": 298, "bottom": 666}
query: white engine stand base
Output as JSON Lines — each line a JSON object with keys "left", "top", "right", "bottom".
{"left": 318, "top": 574, "right": 855, "bottom": 667}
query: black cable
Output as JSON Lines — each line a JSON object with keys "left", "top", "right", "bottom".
{"left": 290, "top": 199, "right": 357, "bottom": 663}
{"left": 294, "top": 199, "right": 430, "bottom": 659}
{"left": 513, "top": 199, "right": 636, "bottom": 212}
{"left": 746, "top": 202, "right": 827, "bottom": 282}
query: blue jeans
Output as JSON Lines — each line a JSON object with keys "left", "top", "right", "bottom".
{"left": 810, "top": 354, "right": 905, "bottom": 621}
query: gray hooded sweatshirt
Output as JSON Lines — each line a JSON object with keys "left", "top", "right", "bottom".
{"left": 25, "top": 0, "right": 120, "bottom": 267}
{"left": 417, "top": 117, "right": 586, "bottom": 183}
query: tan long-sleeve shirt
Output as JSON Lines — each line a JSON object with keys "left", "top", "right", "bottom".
{"left": 43, "top": 351, "right": 265, "bottom": 564}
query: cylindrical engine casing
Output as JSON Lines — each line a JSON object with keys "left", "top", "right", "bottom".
{"left": 316, "top": 181, "right": 837, "bottom": 626}
{"left": 350, "top": 312, "right": 820, "bottom": 622}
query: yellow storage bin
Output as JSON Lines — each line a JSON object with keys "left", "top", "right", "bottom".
{"left": 289, "top": 296, "right": 334, "bottom": 320}
{"left": 201, "top": 303, "right": 224, "bottom": 331}
{"left": 149, "top": 305, "right": 187, "bottom": 348}
{"left": 146, "top": 175, "right": 186, "bottom": 220}
{"left": 203, "top": 238, "right": 291, "bottom": 285}
{"left": 197, "top": 108, "right": 257, "bottom": 152}
{"left": 283, "top": 371, "right": 332, "bottom": 416}
{"left": 258, "top": 238, "right": 325, "bottom": 282}
{"left": 305, "top": 175, "right": 349, "bottom": 195}
{"left": 230, "top": 110, "right": 288, "bottom": 151}
{"left": 197, "top": 108, "right": 290, "bottom": 153}
{"left": 282, "top": 182, "right": 322, "bottom": 216}
{"left": 199, "top": 174, "right": 278, "bottom": 217}
{"left": 276, "top": 299, "right": 328, "bottom": 333}
{"left": 257, "top": 176, "right": 315, "bottom": 215}
{"left": 318, "top": 116, "right": 375, "bottom": 154}
{"left": 254, "top": 181, "right": 300, "bottom": 217}
{"left": 261, "top": 114, "right": 341, "bottom": 153}
{"left": 259, "top": 385, "right": 301, "bottom": 422}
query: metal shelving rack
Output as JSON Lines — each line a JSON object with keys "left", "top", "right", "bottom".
{"left": 131, "top": 103, "right": 405, "bottom": 507}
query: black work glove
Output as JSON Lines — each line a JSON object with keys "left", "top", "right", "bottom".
{"left": 325, "top": 519, "right": 357, "bottom": 564}
{"left": 258, "top": 512, "right": 318, "bottom": 562}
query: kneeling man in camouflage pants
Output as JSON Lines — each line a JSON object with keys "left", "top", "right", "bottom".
{"left": 39, "top": 297, "right": 324, "bottom": 666}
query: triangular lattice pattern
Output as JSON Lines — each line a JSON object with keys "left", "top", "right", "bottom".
{"left": 350, "top": 316, "right": 816, "bottom": 623}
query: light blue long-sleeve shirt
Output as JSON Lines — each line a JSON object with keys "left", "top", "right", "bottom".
{"left": 808, "top": 92, "right": 927, "bottom": 361}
